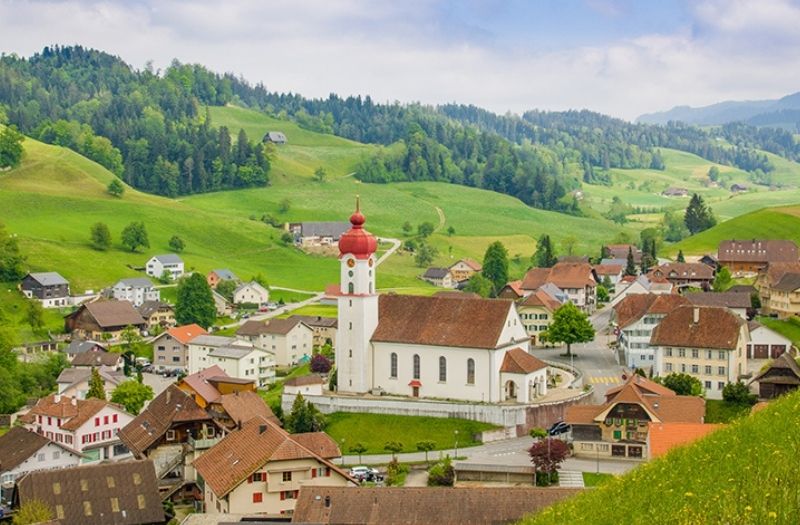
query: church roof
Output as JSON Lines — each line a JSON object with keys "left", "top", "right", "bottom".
{"left": 338, "top": 200, "right": 377, "bottom": 260}
{"left": 500, "top": 348, "right": 548, "bottom": 374}
{"left": 372, "top": 295, "right": 516, "bottom": 350}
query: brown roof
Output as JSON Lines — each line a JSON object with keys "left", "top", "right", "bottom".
{"left": 291, "top": 432, "right": 341, "bottom": 459}
{"left": 650, "top": 306, "right": 745, "bottom": 350}
{"left": 285, "top": 374, "right": 326, "bottom": 387}
{"left": 371, "top": 295, "right": 514, "bottom": 350}
{"left": 685, "top": 291, "right": 752, "bottom": 309}
{"left": 500, "top": 280, "right": 524, "bottom": 298}
{"left": 73, "top": 300, "right": 146, "bottom": 328}
{"left": 193, "top": 417, "right": 351, "bottom": 498}
{"left": 500, "top": 348, "right": 547, "bottom": 374}
{"left": 752, "top": 353, "right": 800, "bottom": 385}
{"left": 0, "top": 427, "right": 70, "bottom": 472}
{"left": 649, "top": 263, "right": 714, "bottom": 281}
{"left": 25, "top": 395, "right": 123, "bottom": 432}
{"left": 521, "top": 268, "right": 551, "bottom": 290}
{"left": 457, "top": 258, "right": 483, "bottom": 271}
{"left": 763, "top": 262, "right": 800, "bottom": 286}
{"left": 165, "top": 323, "right": 208, "bottom": 345}
{"left": 521, "top": 263, "right": 595, "bottom": 291}
{"left": 519, "top": 289, "right": 561, "bottom": 312}
{"left": 718, "top": 239, "right": 798, "bottom": 264}
{"left": 216, "top": 390, "right": 280, "bottom": 427}
{"left": 433, "top": 291, "right": 481, "bottom": 299}
{"left": 237, "top": 318, "right": 305, "bottom": 337}
{"left": 70, "top": 348, "right": 122, "bottom": 368}
{"left": 772, "top": 272, "right": 800, "bottom": 292}
{"left": 604, "top": 374, "right": 677, "bottom": 401}
{"left": 594, "top": 263, "right": 624, "bottom": 276}
{"left": 605, "top": 244, "right": 641, "bottom": 260}
{"left": 118, "top": 385, "right": 211, "bottom": 456}
{"left": 614, "top": 294, "right": 690, "bottom": 329}
{"left": 648, "top": 423, "right": 723, "bottom": 458}
{"left": 291, "top": 486, "right": 581, "bottom": 525}
{"left": 179, "top": 365, "right": 227, "bottom": 403}
{"left": 288, "top": 315, "right": 338, "bottom": 328}
{"left": 17, "top": 460, "right": 163, "bottom": 525}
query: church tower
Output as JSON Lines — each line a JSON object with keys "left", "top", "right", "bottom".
{"left": 336, "top": 198, "right": 379, "bottom": 393}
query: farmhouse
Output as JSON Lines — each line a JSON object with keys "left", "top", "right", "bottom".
{"left": 65, "top": 340, "right": 107, "bottom": 361}
{"left": 421, "top": 267, "right": 455, "bottom": 288}
{"left": 685, "top": 291, "right": 752, "bottom": 319}
{"left": 64, "top": 300, "right": 146, "bottom": 340}
{"left": 263, "top": 131, "right": 287, "bottom": 144}
{"left": 110, "top": 277, "right": 159, "bottom": 307}
{"left": 20, "top": 272, "right": 70, "bottom": 308}
{"left": 70, "top": 348, "right": 123, "bottom": 370}
{"left": 651, "top": 306, "right": 749, "bottom": 400}
{"left": 449, "top": 258, "right": 482, "bottom": 282}
{"left": 751, "top": 353, "right": 800, "bottom": 399}
{"left": 718, "top": 239, "right": 798, "bottom": 273}
{"left": 661, "top": 187, "right": 688, "bottom": 197}
{"left": 0, "top": 427, "right": 82, "bottom": 489}
{"left": 151, "top": 323, "right": 208, "bottom": 370}
{"left": 288, "top": 221, "right": 351, "bottom": 247}
{"left": 237, "top": 318, "right": 313, "bottom": 367}
{"left": 335, "top": 202, "right": 547, "bottom": 403}
{"left": 137, "top": 300, "right": 175, "bottom": 330}
{"left": 648, "top": 262, "right": 714, "bottom": 290}
{"left": 145, "top": 253, "right": 184, "bottom": 279}
{"left": 287, "top": 314, "right": 338, "bottom": 348}
{"left": 763, "top": 271, "right": 800, "bottom": 318}
{"left": 207, "top": 268, "right": 239, "bottom": 289}
{"left": 232, "top": 280, "right": 270, "bottom": 305}
{"left": 754, "top": 262, "right": 800, "bottom": 316}
{"left": 520, "top": 262, "right": 597, "bottom": 313}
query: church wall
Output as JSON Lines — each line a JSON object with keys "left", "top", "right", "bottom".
{"left": 497, "top": 307, "right": 530, "bottom": 349}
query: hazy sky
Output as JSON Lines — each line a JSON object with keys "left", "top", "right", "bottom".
{"left": 1, "top": 0, "right": 799, "bottom": 120}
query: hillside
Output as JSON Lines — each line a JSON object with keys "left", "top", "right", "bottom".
{"left": 521, "top": 391, "right": 800, "bottom": 524}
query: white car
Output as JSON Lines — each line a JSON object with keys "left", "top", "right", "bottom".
{"left": 349, "top": 466, "right": 379, "bottom": 480}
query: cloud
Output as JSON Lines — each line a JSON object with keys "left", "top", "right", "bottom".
{"left": 0, "top": 0, "right": 798, "bottom": 120}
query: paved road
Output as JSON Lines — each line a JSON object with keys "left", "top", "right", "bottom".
{"left": 217, "top": 292, "right": 324, "bottom": 330}
{"left": 376, "top": 237, "right": 401, "bottom": 266}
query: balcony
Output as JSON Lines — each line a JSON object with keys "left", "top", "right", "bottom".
{"left": 188, "top": 436, "right": 222, "bottom": 450}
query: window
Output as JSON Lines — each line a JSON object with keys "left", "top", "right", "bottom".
{"left": 253, "top": 492, "right": 263, "bottom": 503}
{"left": 665, "top": 363, "right": 673, "bottom": 372}
{"left": 613, "top": 430, "right": 622, "bottom": 440}
{"left": 107, "top": 476, "right": 116, "bottom": 488}
{"left": 38, "top": 453, "right": 45, "bottom": 462}
{"left": 705, "top": 366, "right": 712, "bottom": 375}
{"left": 83, "top": 501, "right": 92, "bottom": 516}
{"left": 678, "top": 349, "right": 686, "bottom": 357}
{"left": 718, "top": 382, "right": 725, "bottom": 390}
{"left": 137, "top": 494, "right": 146, "bottom": 510}
{"left": 110, "top": 497, "right": 120, "bottom": 512}
{"left": 718, "top": 366, "right": 726, "bottom": 376}
{"left": 439, "top": 356, "right": 447, "bottom": 382}
{"left": 390, "top": 353, "right": 397, "bottom": 379}
{"left": 348, "top": 282, "right": 354, "bottom": 294}
{"left": 691, "top": 349, "right": 699, "bottom": 358}
{"left": 282, "top": 471, "right": 292, "bottom": 482}
{"left": 467, "top": 358, "right": 475, "bottom": 385}
{"left": 665, "top": 349, "right": 673, "bottom": 357}
{"left": 94, "top": 417, "right": 100, "bottom": 427}
{"left": 166, "top": 430, "right": 176, "bottom": 441}
{"left": 706, "top": 350, "right": 713, "bottom": 359}
{"left": 691, "top": 365, "right": 699, "bottom": 374}
{"left": 80, "top": 479, "right": 89, "bottom": 492}
{"left": 52, "top": 451, "right": 60, "bottom": 460}
{"left": 704, "top": 381, "right": 711, "bottom": 389}
{"left": 413, "top": 354, "right": 420, "bottom": 379}
{"left": 718, "top": 351, "right": 726, "bottom": 360}
{"left": 112, "top": 414, "right": 118, "bottom": 424}
{"left": 172, "top": 356, "right": 180, "bottom": 362}
{"left": 52, "top": 482, "right": 61, "bottom": 495}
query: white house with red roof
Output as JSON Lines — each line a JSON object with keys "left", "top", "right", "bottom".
{"left": 336, "top": 200, "right": 546, "bottom": 404}
{"left": 150, "top": 323, "right": 208, "bottom": 371}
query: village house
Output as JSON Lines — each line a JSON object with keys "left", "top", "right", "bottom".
{"left": 754, "top": 262, "right": 800, "bottom": 316}
{"left": 751, "top": 353, "right": 800, "bottom": 399}
{"left": 497, "top": 280, "right": 524, "bottom": 300}
{"left": 288, "top": 222, "right": 351, "bottom": 247}
{"left": 614, "top": 294, "right": 690, "bottom": 369}
{"left": 110, "top": 277, "right": 159, "bottom": 307}
{"left": 237, "top": 318, "right": 314, "bottom": 367}
{"left": 661, "top": 187, "right": 689, "bottom": 197}
{"left": 284, "top": 374, "right": 326, "bottom": 397}
{"left": 516, "top": 287, "right": 564, "bottom": 346}
{"left": 291, "top": 486, "right": 580, "bottom": 525}
{"left": 746, "top": 320, "right": 793, "bottom": 359}
{"left": 604, "top": 244, "right": 642, "bottom": 264}
{"left": 64, "top": 300, "right": 146, "bottom": 341}
{"left": 21, "top": 394, "right": 134, "bottom": 463}
{"left": 20, "top": 272, "right": 70, "bottom": 308}
{"left": 177, "top": 365, "right": 256, "bottom": 408}
{"left": 593, "top": 263, "right": 625, "bottom": 288}
{"left": 70, "top": 347, "right": 123, "bottom": 370}
{"left": 205, "top": 345, "right": 276, "bottom": 387}
{"left": 64, "top": 340, "right": 108, "bottom": 361}
{"left": 566, "top": 375, "right": 706, "bottom": 460}
{"left": 146, "top": 253, "right": 184, "bottom": 280}
{"left": 16, "top": 460, "right": 164, "bottom": 525}
{"left": 421, "top": 267, "right": 455, "bottom": 288}
{"left": 651, "top": 306, "right": 749, "bottom": 400}
{"left": 685, "top": 291, "right": 752, "bottom": 319}
{"left": 648, "top": 262, "right": 715, "bottom": 290}
{"left": 717, "top": 239, "right": 798, "bottom": 274}
{"left": 730, "top": 183, "right": 748, "bottom": 193}
{"left": 763, "top": 271, "right": 800, "bottom": 318}
{"left": 287, "top": 315, "right": 338, "bottom": 348}
{"left": 334, "top": 203, "right": 547, "bottom": 403}
{"left": 137, "top": 300, "right": 175, "bottom": 330}
{"left": 56, "top": 366, "right": 125, "bottom": 400}
{"left": 187, "top": 335, "right": 254, "bottom": 375}
{"left": 193, "top": 417, "right": 353, "bottom": 516}
{"left": 520, "top": 262, "right": 597, "bottom": 313}
{"left": 212, "top": 289, "right": 234, "bottom": 317}
{"left": 449, "top": 258, "right": 482, "bottom": 283}
{"left": 608, "top": 274, "right": 674, "bottom": 308}
{"left": 232, "top": 280, "right": 270, "bottom": 306}
{"left": 207, "top": 268, "right": 239, "bottom": 289}
{"left": 263, "top": 131, "right": 287, "bottom": 144}
{"left": 151, "top": 324, "right": 208, "bottom": 371}
{"left": 0, "top": 427, "right": 82, "bottom": 502}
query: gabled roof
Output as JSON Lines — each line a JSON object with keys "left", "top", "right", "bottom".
{"left": 650, "top": 306, "right": 745, "bottom": 350}
{"left": 26, "top": 272, "right": 69, "bottom": 286}
{"left": 451, "top": 258, "right": 482, "bottom": 271}
{"left": 69, "top": 300, "right": 145, "bottom": 328}
{"left": 371, "top": 295, "right": 516, "bottom": 350}
{"left": 237, "top": 318, "right": 305, "bottom": 337}
{"left": 614, "top": 294, "right": 690, "bottom": 329}
{"left": 500, "top": 348, "right": 547, "bottom": 374}
{"left": 604, "top": 374, "right": 677, "bottom": 401}
{"left": 179, "top": 365, "right": 227, "bottom": 403}
{"left": 605, "top": 244, "right": 642, "bottom": 261}
{"left": 150, "top": 253, "right": 183, "bottom": 264}
{"left": 17, "top": 460, "right": 164, "bottom": 525}
{"left": 594, "top": 263, "right": 624, "bottom": 276}
{"left": 772, "top": 272, "right": 800, "bottom": 293}
{"left": 115, "top": 277, "right": 154, "bottom": 288}
{"left": 423, "top": 267, "right": 451, "bottom": 279}
{"left": 65, "top": 340, "right": 107, "bottom": 356}
{"left": 290, "top": 432, "right": 341, "bottom": 460}
{"left": 188, "top": 334, "right": 242, "bottom": 347}
{"left": 216, "top": 391, "right": 280, "bottom": 427}
{"left": 137, "top": 300, "right": 171, "bottom": 318}
{"left": 685, "top": 291, "right": 752, "bottom": 309}
{"left": 193, "top": 417, "right": 349, "bottom": 498}
{"left": 501, "top": 280, "right": 524, "bottom": 297}
{"left": 164, "top": 323, "right": 207, "bottom": 345}
{"left": 648, "top": 422, "right": 723, "bottom": 458}
{"left": 57, "top": 367, "right": 125, "bottom": 390}
{"left": 292, "top": 486, "right": 581, "bottom": 525}
{"left": 519, "top": 288, "right": 562, "bottom": 312}
{"left": 521, "top": 268, "right": 551, "bottom": 290}
{"left": 209, "top": 346, "right": 256, "bottom": 359}
{"left": 284, "top": 374, "right": 325, "bottom": 387}
{"left": 23, "top": 395, "right": 126, "bottom": 432}
{"left": 118, "top": 385, "right": 211, "bottom": 456}
{"left": 718, "top": 239, "right": 798, "bottom": 264}
{"left": 0, "top": 427, "right": 75, "bottom": 473}
{"left": 234, "top": 280, "right": 269, "bottom": 295}
{"left": 210, "top": 268, "right": 238, "bottom": 281}
{"left": 763, "top": 262, "right": 800, "bottom": 286}
{"left": 70, "top": 348, "right": 122, "bottom": 368}
{"left": 752, "top": 352, "right": 800, "bottom": 385}
{"left": 288, "top": 314, "right": 338, "bottom": 328}
{"left": 649, "top": 262, "right": 714, "bottom": 280}
{"left": 521, "top": 262, "right": 596, "bottom": 291}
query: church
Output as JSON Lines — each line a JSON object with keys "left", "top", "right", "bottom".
{"left": 335, "top": 201, "right": 548, "bottom": 404}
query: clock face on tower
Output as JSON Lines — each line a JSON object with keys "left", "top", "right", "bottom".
{"left": 347, "top": 258, "right": 356, "bottom": 268}
{"left": 368, "top": 258, "right": 374, "bottom": 267}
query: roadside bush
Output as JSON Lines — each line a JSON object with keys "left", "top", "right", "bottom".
{"left": 386, "top": 459, "right": 409, "bottom": 486}
{"left": 427, "top": 456, "right": 454, "bottom": 487}
{"left": 722, "top": 381, "right": 757, "bottom": 406}
{"left": 529, "top": 427, "right": 547, "bottom": 439}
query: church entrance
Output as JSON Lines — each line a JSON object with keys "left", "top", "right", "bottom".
{"left": 412, "top": 386, "right": 419, "bottom": 398}
{"left": 504, "top": 380, "right": 517, "bottom": 401}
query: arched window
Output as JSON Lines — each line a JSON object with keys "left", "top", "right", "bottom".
{"left": 390, "top": 353, "right": 398, "bottom": 378}
{"left": 467, "top": 358, "right": 475, "bottom": 385}
{"left": 413, "top": 354, "right": 420, "bottom": 380}
{"left": 439, "top": 356, "right": 447, "bottom": 382}
{"left": 348, "top": 282, "right": 354, "bottom": 294}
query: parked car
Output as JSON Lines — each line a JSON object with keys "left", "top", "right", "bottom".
{"left": 349, "top": 466, "right": 381, "bottom": 482}
{"left": 547, "top": 421, "right": 570, "bottom": 436}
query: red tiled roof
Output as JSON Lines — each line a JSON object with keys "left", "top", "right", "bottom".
{"left": 500, "top": 348, "right": 548, "bottom": 374}
{"left": 648, "top": 422, "right": 723, "bottom": 458}
{"left": 323, "top": 284, "right": 342, "bottom": 297}
{"left": 216, "top": 391, "right": 280, "bottom": 427}
{"left": 521, "top": 268, "right": 552, "bottom": 291}
{"left": 521, "top": 263, "right": 595, "bottom": 291}
{"left": 594, "top": 264, "right": 624, "bottom": 276}
{"left": 650, "top": 306, "right": 745, "bottom": 350}
{"left": 180, "top": 365, "right": 227, "bottom": 403}
{"left": 604, "top": 374, "right": 676, "bottom": 401}
{"left": 718, "top": 239, "right": 798, "bottom": 264}
{"left": 613, "top": 294, "right": 690, "bottom": 329}
{"left": 24, "top": 395, "right": 125, "bottom": 432}
{"left": 371, "top": 295, "right": 515, "bottom": 350}
{"left": 519, "top": 289, "right": 561, "bottom": 312}
{"left": 166, "top": 324, "right": 208, "bottom": 345}
{"left": 291, "top": 432, "right": 341, "bottom": 459}
{"left": 237, "top": 318, "right": 305, "bottom": 336}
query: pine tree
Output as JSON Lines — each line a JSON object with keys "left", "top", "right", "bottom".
{"left": 625, "top": 247, "right": 637, "bottom": 276}
{"left": 684, "top": 194, "right": 717, "bottom": 235}
{"left": 482, "top": 241, "right": 509, "bottom": 296}
{"left": 175, "top": 273, "right": 216, "bottom": 327}
{"left": 677, "top": 250, "right": 685, "bottom": 263}
{"left": 86, "top": 367, "right": 106, "bottom": 400}
{"left": 533, "top": 234, "right": 557, "bottom": 268}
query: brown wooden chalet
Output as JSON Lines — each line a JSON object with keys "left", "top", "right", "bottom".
{"left": 64, "top": 300, "right": 145, "bottom": 340}
{"left": 751, "top": 353, "right": 800, "bottom": 399}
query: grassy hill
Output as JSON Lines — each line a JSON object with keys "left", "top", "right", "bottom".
{"left": 670, "top": 205, "right": 800, "bottom": 255}
{"left": 521, "top": 390, "right": 800, "bottom": 524}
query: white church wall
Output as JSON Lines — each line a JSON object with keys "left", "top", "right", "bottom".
{"left": 497, "top": 307, "right": 530, "bottom": 349}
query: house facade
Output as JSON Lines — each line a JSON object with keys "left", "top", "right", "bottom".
{"left": 449, "top": 259, "right": 482, "bottom": 283}
{"left": 652, "top": 306, "right": 749, "bottom": 400}
{"left": 146, "top": 254, "right": 184, "bottom": 279}
{"left": 746, "top": 321, "right": 792, "bottom": 359}
{"left": 751, "top": 353, "right": 800, "bottom": 399}
{"left": 20, "top": 272, "right": 70, "bottom": 308}
{"left": 207, "top": 346, "right": 276, "bottom": 387}
{"left": 421, "top": 267, "right": 455, "bottom": 288}
{"left": 207, "top": 269, "right": 239, "bottom": 289}
{"left": 151, "top": 324, "right": 208, "bottom": 370}
{"left": 232, "top": 281, "right": 270, "bottom": 305}
{"left": 614, "top": 294, "right": 690, "bottom": 369}
{"left": 516, "top": 288, "right": 563, "bottom": 346}
{"left": 137, "top": 300, "right": 175, "bottom": 330}
{"left": 56, "top": 366, "right": 124, "bottom": 400}
{"left": 0, "top": 427, "right": 82, "bottom": 490}
{"left": 765, "top": 272, "right": 800, "bottom": 318}
{"left": 287, "top": 315, "right": 338, "bottom": 348}
{"left": 593, "top": 264, "right": 624, "bottom": 288}
{"left": 519, "top": 263, "right": 597, "bottom": 313}
{"left": 64, "top": 300, "right": 146, "bottom": 341}
{"left": 718, "top": 239, "right": 798, "bottom": 274}
{"left": 288, "top": 222, "right": 351, "bottom": 247}
{"left": 648, "top": 263, "right": 714, "bottom": 290}
{"left": 110, "top": 277, "right": 159, "bottom": 307}
{"left": 237, "top": 318, "right": 314, "bottom": 367}
{"left": 187, "top": 335, "right": 256, "bottom": 374}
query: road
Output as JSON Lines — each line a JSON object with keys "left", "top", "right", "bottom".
{"left": 376, "top": 237, "right": 401, "bottom": 266}
{"left": 217, "top": 292, "right": 324, "bottom": 330}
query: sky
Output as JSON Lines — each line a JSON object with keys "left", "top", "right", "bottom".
{"left": 1, "top": 0, "right": 799, "bottom": 120}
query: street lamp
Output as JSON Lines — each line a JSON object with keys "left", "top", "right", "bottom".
{"left": 453, "top": 430, "right": 459, "bottom": 459}
{"left": 341, "top": 438, "right": 346, "bottom": 466}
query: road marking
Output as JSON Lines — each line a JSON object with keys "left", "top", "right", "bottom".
{"left": 588, "top": 375, "right": 623, "bottom": 384}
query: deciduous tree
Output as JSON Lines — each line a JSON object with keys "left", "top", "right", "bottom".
{"left": 657, "top": 373, "right": 703, "bottom": 396}
{"left": 310, "top": 354, "right": 332, "bottom": 374}
{"left": 0, "top": 125, "right": 24, "bottom": 169}
{"left": 110, "top": 380, "right": 154, "bottom": 415}
{"left": 482, "top": 241, "right": 509, "bottom": 296}
{"left": 176, "top": 273, "right": 216, "bottom": 328}
{"left": 417, "top": 222, "right": 435, "bottom": 238}
{"left": 349, "top": 442, "right": 367, "bottom": 463}
{"left": 543, "top": 302, "right": 595, "bottom": 357}
{"left": 26, "top": 300, "right": 44, "bottom": 333}
{"left": 90, "top": 222, "right": 111, "bottom": 251}
{"left": 168, "top": 235, "right": 185, "bottom": 252}
{"left": 107, "top": 178, "right": 125, "bottom": 197}
{"left": 528, "top": 438, "right": 569, "bottom": 486}
{"left": 121, "top": 221, "right": 149, "bottom": 252}
{"left": 416, "top": 439, "right": 436, "bottom": 464}
{"left": 464, "top": 273, "right": 493, "bottom": 298}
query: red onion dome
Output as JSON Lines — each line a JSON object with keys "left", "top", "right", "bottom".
{"left": 338, "top": 199, "right": 377, "bottom": 259}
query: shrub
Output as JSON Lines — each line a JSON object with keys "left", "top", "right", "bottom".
{"left": 722, "top": 381, "right": 757, "bottom": 406}
{"left": 386, "top": 459, "right": 409, "bottom": 486}
{"left": 310, "top": 354, "right": 332, "bottom": 374}
{"left": 427, "top": 456, "right": 455, "bottom": 487}
{"left": 529, "top": 427, "right": 548, "bottom": 439}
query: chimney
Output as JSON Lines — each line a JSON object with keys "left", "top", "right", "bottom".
{"left": 693, "top": 307, "right": 700, "bottom": 324}
{"left": 71, "top": 397, "right": 77, "bottom": 406}
{"left": 259, "top": 424, "right": 268, "bottom": 434}
{"left": 54, "top": 394, "right": 61, "bottom": 403}
{"left": 324, "top": 496, "right": 331, "bottom": 508}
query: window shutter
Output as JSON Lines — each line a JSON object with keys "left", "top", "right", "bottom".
{"left": 280, "top": 491, "right": 285, "bottom": 501}
{"left": 325, "top": 467, "right": 331, "bottom": 477}
{"left": 248, "top": 475, "right": 253, "bottom": 484}
{"left": 311, "top": 469, "right": 317, "bottom": 478}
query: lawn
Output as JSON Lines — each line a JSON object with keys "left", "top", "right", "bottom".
{"left": 522, "top": 389, "right": 800, "bottom": 524}
{"left": 582, "top": 472, "right": 614, "bottom": 488}
{"left": 258, "top": 363, "right": 313, "bottom": 408}
{"left": 323, "top": 412, "right": 498, "bottom": 454}
{"left": 756, "top": 316, "right": 800, "bottom": 347}
{"left": 704, "top": 399, "right": 751, "bottom": 424}
{"left": 0, "top": 283, "right": 70, "bottom": 343}
{"left": 278, "top": 304, "right": 337, "bottom": 318}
